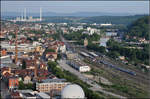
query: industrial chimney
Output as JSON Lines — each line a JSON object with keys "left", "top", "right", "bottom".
{"left": 40, "top": 7, "right": 42, "bottom": 21}
{"left": 24, "top": 8, "right": 26, "bottom": 21}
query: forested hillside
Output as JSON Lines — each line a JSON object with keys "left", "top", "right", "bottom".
{"left": 41, "top": 15, "right": 146, "bottom": 25}
{"left": 79, "top": 15, "right": 146, "bottom": 25}
{"left": 126, "top": 16, "right": 149, "bottom": 40}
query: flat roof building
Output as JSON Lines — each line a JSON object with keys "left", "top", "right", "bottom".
{"left": 67, "top": 60, "right": 91, "bottom": 72}
{"left": 36, "top": 79, "right": 69, "bottom": 93}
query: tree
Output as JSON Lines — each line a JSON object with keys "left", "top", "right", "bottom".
{"left": 18, "top": 81, "right": 25, "bottom": 89}
{"left": 45, "top": 49, "right": 55, "bottom": 53}
{"left": 107, "top": 51, "right": 120, "bottom": 58}
{"left": 126, "top": 16, "right": 149, "bottom": 40}
{"left": 22, "top": 59, "right": 26, "bottom": 69}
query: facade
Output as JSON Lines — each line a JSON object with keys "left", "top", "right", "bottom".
{"left": 84, "top": 38, "right": 88, "bottom": 47}
{"left": 9, "top": 77, "right": 19, "bottom": 89}
{"left": 100, "top": 23, "right": 112, "bottom": 26}
{"left": 0, "top": 55, "right": 12, "bottom": 67}
{"left": 99, "top": 37, "right": 110, "bottom": 47}
{"left": 36, "top": 79, "right": 69, "bottom": 92}
{"left": 59, "top": 45, "right": 66, "bottom": 53}
{"left": 23, "top": 75, "right": 32, "bottom": 84}
{"left": 67, "top": 60, "right": 91, "bottom": 72}
{"left": 1, "top": 42, "right": 35, "bottom": 53}
{"left": 1, "top": 49, "right": 7, "bottom": 56}
{"left": 106, "top": 32, "right": 117, "bottom": 37}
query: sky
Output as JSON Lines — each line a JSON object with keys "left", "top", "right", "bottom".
{"left": 1, "top": 1, "right": 149, "bottom": 14}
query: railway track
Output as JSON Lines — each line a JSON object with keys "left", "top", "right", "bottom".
{"left": 100, "top": 56, "right": 150, "bottom": 85}
{"left": 76, "top": 47, "right": 150, "bottom": 86}
{"left": 62, "top": 36, "right": 149, "bottom": 90}
{"left": 86, "top": 57, "right": 149, "bottom": 88}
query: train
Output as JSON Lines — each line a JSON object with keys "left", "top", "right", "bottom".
{"left": 80, "top": 51, "right": 98, "bottom": 58}
{"left": 80, "top": 51, "right": 136, "bottom": 76}
{"left": 88, "top": 52, "right": 98, "bottom": 57}
{"left": 99, "top": 60, "right": 136, "bottom": 76}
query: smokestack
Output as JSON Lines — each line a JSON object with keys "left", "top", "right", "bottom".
{"left": 40, "top": 7, "right": 42, "bottom": 21}
{"left": 21, "top": 11, "right": 23, "bottom": 21}
{"left": 24, "top": 8, "right": 26, "bottom": 21}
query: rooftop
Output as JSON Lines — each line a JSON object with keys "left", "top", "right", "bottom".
{"left": 22, "top": 93, "right": 35, "bottom": 97}
{"left": 36, "top": 92, "right": 50, "bottom": 98}
{"left": 42, "top": 78, "right": 66, "bottom": 83}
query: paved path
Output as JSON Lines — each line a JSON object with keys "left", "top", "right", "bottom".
{"left": 58, "top": 60, "right": 126, "bottom": 99}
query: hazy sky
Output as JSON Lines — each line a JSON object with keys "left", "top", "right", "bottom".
{"left": 1, "top": 1, "right": 149, "bottom": 14}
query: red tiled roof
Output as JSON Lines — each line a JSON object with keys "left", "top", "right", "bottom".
{"left": 11, "top": 92, "right": 22, "bottom": 99}
{"left": 46, "top": 52, "right": 57, "bottom": 55}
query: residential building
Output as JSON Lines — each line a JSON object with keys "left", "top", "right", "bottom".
{"left": 99, "top": 37, "right": 110, "bottom": 47}
{"left": 84, "top": 38, "right": 88, "bottom": 47}
{"left": 9, "top": 77, "right": 19, "bottom": 89}
{"left": 23, "top": 75, "right": 32, "bottom": 84}
{"left": 36, "top": 79, "right": 69, "bottom": 93}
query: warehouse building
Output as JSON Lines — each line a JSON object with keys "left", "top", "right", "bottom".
{"left": 67, "top": 60, "right": 91, "bottom": 72}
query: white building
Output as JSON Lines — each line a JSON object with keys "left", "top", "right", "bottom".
{"left": 106, "top": 32, "right": 117, "bottom": 37}
{"left": 1, "top": 41, "right": 37, "bottom": 52}
{"left": 99, "top": 37, "right": 110, "bottom": 47}
{"left": 87, "top": 27, "right": 100, "bottom": 35}
{"left": 59, "top": 44, "right": 66, "bottom": 53}
{"left": 67, "top": 60, "right": 91, "bottom": 72}
{"left": 100, "top": 23, "right": 112, "bottom": 26}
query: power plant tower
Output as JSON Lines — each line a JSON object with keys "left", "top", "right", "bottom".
{"left": 40, "top": 7, "right": 42, "bottom": 21}
{"left": 21, "top": 11, "right": 23, "bottom": 21}
{"left": 24, "top": 8, "right": 26, "bottom": 20}
{"left": 13, "top": 8, "right": 43, "bottom": 22}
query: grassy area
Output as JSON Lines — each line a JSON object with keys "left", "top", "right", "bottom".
{"left": 83, "top": 58, "right": 149, "bottom": 98}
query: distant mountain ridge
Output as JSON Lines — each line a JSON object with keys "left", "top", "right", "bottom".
{"left": 1, "top": 11, "right": 145, "bottom": 17}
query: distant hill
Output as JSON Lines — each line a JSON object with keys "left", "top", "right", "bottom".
{"left": 1, "top": 11, "right": 147, "bottom": 26}
{"left": 42, "top": 15, "right": 146, "bottom": 25}
{"left": 79, "top": 15, "right": 147, "bottom": 25}
{"left": 1, "top": 11, "right": 145, "bottom": 17}
{"left": 126, "top": 16, "right": 149, "bottom": 40}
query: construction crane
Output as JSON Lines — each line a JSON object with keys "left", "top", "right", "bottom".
{"left": 34, "top": 52, "right": 38, "bottom": 79}
{"left": 15, "top": 27, "right": 18, "bottom": 64}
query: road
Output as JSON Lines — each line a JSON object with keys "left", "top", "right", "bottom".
{"left": 58, "top": 59, "right": 126, "bottom": 99}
